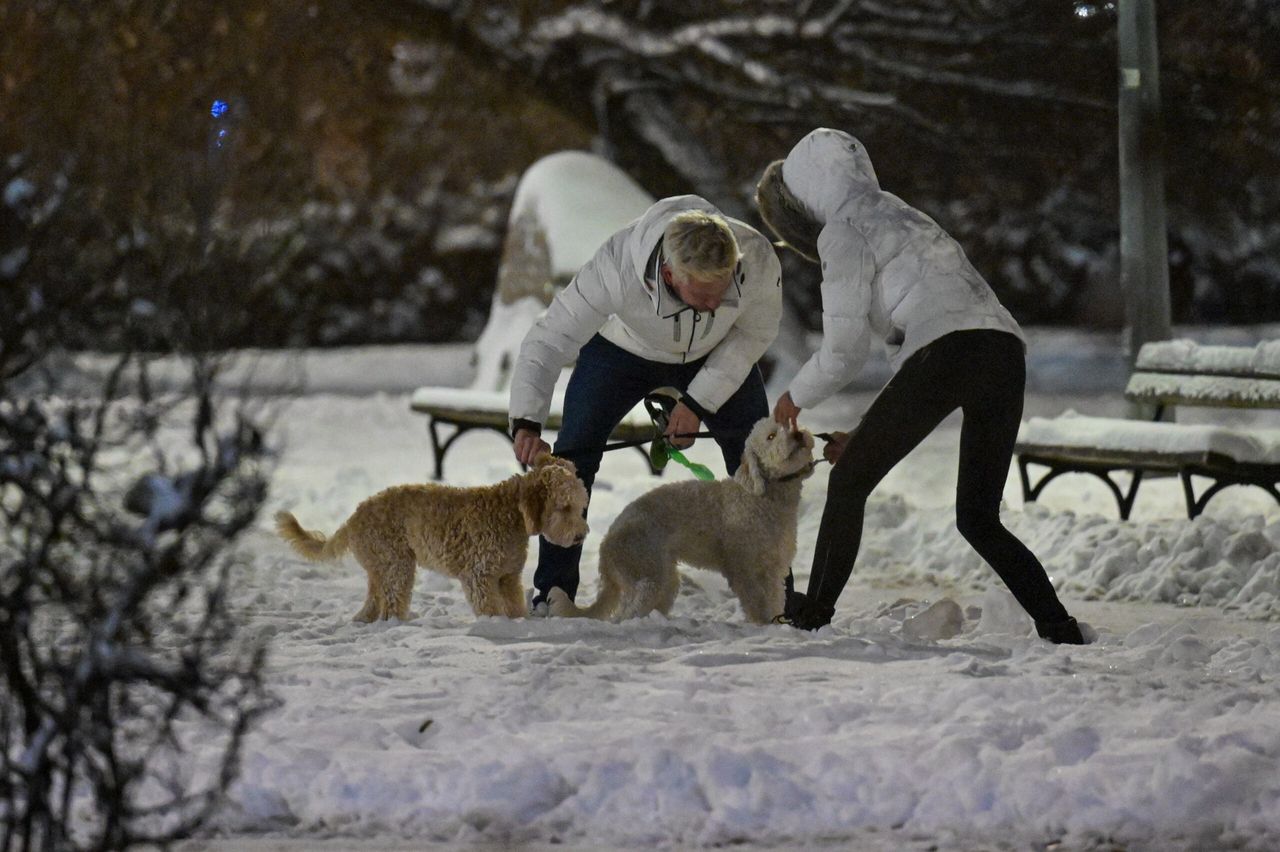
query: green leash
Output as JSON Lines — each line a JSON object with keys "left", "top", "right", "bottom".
{"left": 640, "top": 393, "right": 718, "bottom": 481}
{"left": 649, "top": 438, "right": 716, "bottom": 481}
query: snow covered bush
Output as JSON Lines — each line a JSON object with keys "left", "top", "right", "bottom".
{"left": 0, "top": 361, "right": 276, "bottom": 850}
{"left": 1, "top": 136, "right": 276, "bottom": 851}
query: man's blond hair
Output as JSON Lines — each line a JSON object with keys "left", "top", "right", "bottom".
{"left": 663, "top": 210, "right": 740, "bottom": 280}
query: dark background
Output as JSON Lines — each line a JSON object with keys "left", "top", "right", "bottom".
{"left": 3, "top": 0, "right": 1278, "bottom": 352}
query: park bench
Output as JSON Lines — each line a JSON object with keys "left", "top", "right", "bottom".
{"left": 1015, "top": 339, "right": 1280, "bottom": 519}
{"left": 409, "top": 385, "right": 659, "bottom": 480}
{"left": 410, "top": 150, "right": 661, "bottom": 480}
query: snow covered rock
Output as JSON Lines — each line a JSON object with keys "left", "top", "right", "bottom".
{"left": 901, "top": 598, "right": 964, "bottom": 640}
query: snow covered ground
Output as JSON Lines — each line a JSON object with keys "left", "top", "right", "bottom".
{"left": 170, "top": 328, "right": 1280, "bottom": 851}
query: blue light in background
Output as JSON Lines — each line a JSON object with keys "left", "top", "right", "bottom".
{"left": 211, "top": 99, "right": 229, "bottom": 118}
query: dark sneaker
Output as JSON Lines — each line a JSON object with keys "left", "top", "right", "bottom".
{"left": 526, "top": 589, "right": 550, "bottom": 618}
{"left": 1036, "top": 616, "right": 1086, "bottom": 645}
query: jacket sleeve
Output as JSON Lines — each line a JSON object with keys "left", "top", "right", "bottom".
{"left": 684, "top": 245, "right": 783, "bottom": 413}
{"left": 508, "top": 242, "right": 623, "bottom": 428}
{"left": 787, "top": 223, "right": 875, "bottom": 409}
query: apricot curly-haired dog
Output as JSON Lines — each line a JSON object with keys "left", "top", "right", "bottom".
{"left": 276, "top": 454, "right": 588, "bottom": 621}
{"left": 550, "top": 418, "right": 815, "bottom": 624}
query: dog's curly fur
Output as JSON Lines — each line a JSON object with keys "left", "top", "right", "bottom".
{"left": 550, "top": 418, "right": 815, "bottom": 624}
{"left": 276, "top": 454, "right": 588, "bottom": 621}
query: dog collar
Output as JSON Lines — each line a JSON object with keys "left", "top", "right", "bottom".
{"left": 769, "top": 460, "right": 820, "bottom": 483}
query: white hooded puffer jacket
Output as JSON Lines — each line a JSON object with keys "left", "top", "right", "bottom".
{"left": 509, "top": 195, "right": 782, "bottom": 428}
{"left": 782, "top": 128, "right": 1024, "bottom": 409}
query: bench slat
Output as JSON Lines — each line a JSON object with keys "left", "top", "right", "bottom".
{"left": 409, "top": 387, "right": 655, "bottom": 437}
{"left": 1124, "top": 372, "right": 1280, "bottom": 409}
{"left": 1015, "top": 445, "right": 1191, "bottom": 470}
{"left": 1017, "top": 415, "right": 1280, "bottom": 467}
{"left": 1136, "top": 340, "right": 1280, "bottom": 380}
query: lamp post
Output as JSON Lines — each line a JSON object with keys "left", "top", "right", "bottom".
{"left": 1117, "top": 0, "right": 1172, "bottom": 415}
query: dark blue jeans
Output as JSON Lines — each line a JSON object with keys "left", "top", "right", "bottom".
{"left": 533, "top": 334, "right": 768, "bottom": 602}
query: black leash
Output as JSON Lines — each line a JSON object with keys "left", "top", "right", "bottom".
{"left": 551, "top": 392, "right": 840, "bottom": 464}
{"left": 553, "top": 430, "right": 726, "bottom": 462}
{"left": 555, "top": 431, "right": 839, "bottom": 463}
{"left": 552, "top": 433, "right": 657, "bottom": 461}
{"left": 553, "top": 393, "right": 741, "bottom": 462}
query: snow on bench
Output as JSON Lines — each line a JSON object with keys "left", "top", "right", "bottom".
{"left": 1132, "top": 339, "right": 1280, "bottom": 378}
{"left": 1016, "top": 340, "right": 1280, "bottom": 519}
{"left": 410, "top": 151, "right": 658, "bottom": 480}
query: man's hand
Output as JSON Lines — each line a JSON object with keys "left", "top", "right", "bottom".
{"left": 513, "top": 427, "right": 551, "bottom": 466}
{"left": 822, "top": 431, "right": 849, "bottom": 465}
{"left": 773, "top": 391, "right": 801, "bottom": 431}
{"left": 664, "top": 402, "right": 701, "bottom": 449}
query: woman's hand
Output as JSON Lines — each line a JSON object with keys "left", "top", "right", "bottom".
{"left": 772, "top": 391, "right": 801, "bottom": 431}
{"left": 822, "top": 431, "right": 849, "bottom": 464}
{"left": 513, "top": 427, "right": 551, "bottom": 465}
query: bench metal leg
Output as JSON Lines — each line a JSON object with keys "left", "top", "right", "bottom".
{"left": 427, "top": 416, "right": 448, "bottom": 480}
{"left": 1180, "top": 469, "right": 1280, "bottom": 519}
{"left": 1018, "top": 456, "right": 1144, "bottom": 520}
{"left": 428, "top": 417, "right": 515, "bottom": 480}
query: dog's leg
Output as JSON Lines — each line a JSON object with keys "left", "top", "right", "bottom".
{"left": 353, "top": 561, "right": 382, "bottom": 622}
{"left": 386, "top": 558, "right": 418, "bottom": 621}
{"left": 497, "top": 572, "right": 525, "bottom": 618}
{"left": 353, "top": 595, "right": 378, "bottom": 623}
{"left": 612, "top": 551, "right": 679, "bottom": 621}
{"left": 653, "top": 562, "right": 680, "bottom": 616}
{"left": 460, "top": 573, "right": 508, "bottom": 617}
{"left": 729, "top": 566, "right": 785, "bottom": 624}
{"left": 353, "top": 538, "right": 416, "bottom": 622}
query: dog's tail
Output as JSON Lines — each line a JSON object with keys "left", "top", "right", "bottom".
{"left": 547, "top": 572, "right": 621, "bottom": 620}
{"left": 275, "top": 511, "right": 351, "bottom": 562}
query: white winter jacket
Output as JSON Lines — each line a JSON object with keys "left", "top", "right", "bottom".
{"left": 509, "top": 196, "right": 782, "bottom": 428}
{"left": 782, "top": 128, "right": 1024, "bottom": 409}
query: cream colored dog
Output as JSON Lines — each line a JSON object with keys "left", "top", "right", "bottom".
{"left": 276, "top": 454, "right": 588, "bottom": 621}
{"left": 550, "top": 418, "right": 815, "bottom": 624}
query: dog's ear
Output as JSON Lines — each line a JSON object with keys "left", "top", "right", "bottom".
{"left": 533, "top": 452, "right": 576, "bottom": 474}
{"left": 517, "top": 472, "right": 545, "bottom": 536}
{"left": 734, "top": 445, "right": 767, "bottom": 496}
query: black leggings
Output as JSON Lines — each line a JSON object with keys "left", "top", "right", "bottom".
{"left": 806, "top": 329, "right": 1070, "bottom": 624}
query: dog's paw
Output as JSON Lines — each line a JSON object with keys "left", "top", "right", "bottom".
{"left": 546, "top": 587, "right": 573, "bottom": 616}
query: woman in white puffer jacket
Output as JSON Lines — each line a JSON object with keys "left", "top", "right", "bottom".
{"left": 758, "top": 128, "right": 1084, "bottom": 644}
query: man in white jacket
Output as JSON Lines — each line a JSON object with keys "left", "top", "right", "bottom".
{"left": 757, "top": 127, "right": 1085, "bottom": 644}
{"left": 509, "top": 198, "right": 783, "bottom": 613}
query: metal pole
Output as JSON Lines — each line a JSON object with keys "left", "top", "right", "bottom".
{"left": 1117, "top": 0, "right": 1172, "bottom": 417}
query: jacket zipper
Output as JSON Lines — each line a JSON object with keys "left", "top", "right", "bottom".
{"left": 668, "top": 304, "right": 716, "bottom": 361}
{"left": 686, "top": 312, "right": 700, "bottom": 359}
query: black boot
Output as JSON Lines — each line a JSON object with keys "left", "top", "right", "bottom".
{"left": 781, "top": 588, "right": 808, "bottom": 620}
{"left": 1036, "top": 616, "right": 1086, "bottom": 645}
{"left": 775, "top": 590, "right": 835, "bottom": 631}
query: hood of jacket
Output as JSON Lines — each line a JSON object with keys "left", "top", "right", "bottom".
{"left": 780, "top": 128, "right": 879, "bottom": 225}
